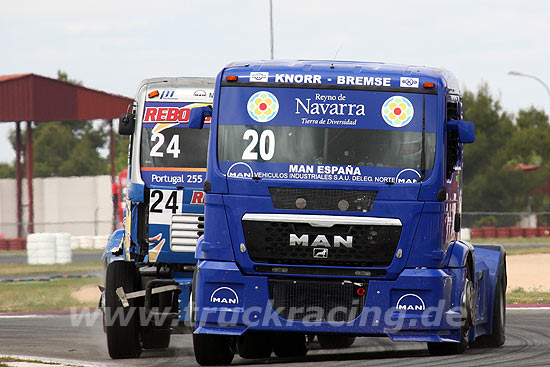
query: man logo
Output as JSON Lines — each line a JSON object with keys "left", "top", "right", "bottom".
{"left": 396, "top": 293, "right": 426, "bottom": 311}
{"left": 210, "top": 287, "right": 239, "bottom": 305}
{"left": 313, "top": 248, "right": 328, "bottom": 258}
{"left": 395, "top": 168, "right": 421, "bottom": 184}
{"left": 193, "top": 90, "right": 207, "bottom": 97}
{"left": 226, "top": 162, "right": 254, "bottom": 179}
{"left": 289, "top": 234, "right": 353, "bottom": 248}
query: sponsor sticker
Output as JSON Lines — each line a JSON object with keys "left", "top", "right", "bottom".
{"left": 400, "top": 77, "right": 419, "bottom": 88}
{"left": 159, "top": 90, "right": 177, "bottom": 100}
{"left": 381, "top": 96, "right": 414, "bottom": 128}
{"left": 247, "top": 91, "right": 279, "bottom": 122}
{"left": 190, "top": 190, "right": 205, "bottom": 205}
{"left": 249, "top": 72, "right": 269, "bottom": 82}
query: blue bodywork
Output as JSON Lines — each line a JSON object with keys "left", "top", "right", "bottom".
{"left": 195, "top": 60, "right": 503, "bottom": 343}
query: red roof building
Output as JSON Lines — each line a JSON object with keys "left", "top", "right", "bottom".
{"left": 0, "top": 73, "right": 133, "bottom": 236}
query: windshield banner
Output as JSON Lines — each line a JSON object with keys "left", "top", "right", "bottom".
{"left": 219, "top": 87, "right": 436, "bottom": 132}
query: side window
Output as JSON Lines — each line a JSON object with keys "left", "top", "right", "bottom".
{"left": 446, "top": 97, "right": 462, "bottom": 180}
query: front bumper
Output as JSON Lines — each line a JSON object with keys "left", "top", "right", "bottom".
{"left": 194, "top": 260, "right": 466, "bottom": 342}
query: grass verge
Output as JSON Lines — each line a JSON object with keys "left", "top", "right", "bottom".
{"left": 0, "top": 261, "right": 102, "bottom": 277}
{"left": 0, "top": 277, "right": 101, "bottom": 313}
{"left": 505, "top": 247, "right": 550, "bottom": 255}
{"left": 507, "top": 287, "right": 550, "bottom": 304}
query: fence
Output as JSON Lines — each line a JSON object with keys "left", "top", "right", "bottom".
{"left": 463, "top": 211, "right": 550, "bottom": 239}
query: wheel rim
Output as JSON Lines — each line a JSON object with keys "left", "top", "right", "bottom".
{"left": 462, "top": 278, "right": 475, "bottom": 327}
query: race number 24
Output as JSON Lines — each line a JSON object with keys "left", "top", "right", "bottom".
{"left": 148, "top": 189, "right": 183, "bottom": 224}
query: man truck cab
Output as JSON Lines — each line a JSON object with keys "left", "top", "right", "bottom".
{"left": 191, "top": 61, "right": 506, "bottom": 365}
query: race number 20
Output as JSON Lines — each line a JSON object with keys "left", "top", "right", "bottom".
{"left": 242, "top": 129, "right": 275, "bottom": 161}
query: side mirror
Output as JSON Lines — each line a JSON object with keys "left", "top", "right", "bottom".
{"left": 448, "top": 119, "right": 475, "bottom": 144}
{"left": 118, "top": 113, "right": 135, "bottom": 135}
{"left": 189, "top": 105, "right": 212, "bottom": 129}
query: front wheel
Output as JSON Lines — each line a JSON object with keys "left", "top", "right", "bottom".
{"left": 317, "top": 335, "right": 355, "bottom": 349}
{"left": 237, "top": 331, "right": 272, "bottom": 359}
{"left": 273, "top": 333, "right": 307, "bottom": 358}
{"left": 428, "top": 264, "right": 474, "bottom": 356}
{"left": 193, "top": 333, "right": 235, "bottom": 366}
{"left": 105, "top": 261, "right": 142, "bottom": 359}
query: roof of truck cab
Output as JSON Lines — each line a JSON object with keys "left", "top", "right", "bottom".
{"left": 223, "top": 60, "right": 460, "bottom": 94}
{"left": 136, "top": 77, "right": 215, "bottom": 92}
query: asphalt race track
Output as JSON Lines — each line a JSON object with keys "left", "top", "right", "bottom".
{"left": 0, "top": 309, "right": 548, "bottom": 366}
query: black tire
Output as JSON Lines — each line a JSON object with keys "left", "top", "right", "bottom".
{"left": 237, "top": 331, "right": 272, "bottom": 359}
{"left": 141, "top": 327, "right": 171, "bottom": 349}
{"left": 105, "top": 261, "right": 142, "bottom": 359}
{"left": 193, "top": 333, "right": 235, "bottom": 366}
{"left": 317, "top": 334, "right": 356, "bottom": 349}
{"left": 428, "top": 262, "right": 474, "bottom": 356}
{"left": 471, "top": 255, "right": 507, "bottom": 348}
{"left": 273, "top": 333, "right": 307, "bottom": 358}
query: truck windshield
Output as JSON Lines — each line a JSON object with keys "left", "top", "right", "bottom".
{"left": 140, "top": 126, "right": 209, "bottom": 168}
{"left": 219, "top": 125, "right": 435, "bottom": 170}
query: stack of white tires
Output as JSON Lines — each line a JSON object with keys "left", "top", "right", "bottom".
{"left": 55, "top": 232, "right": 72, "bottom": 264}
{"left": 27, "top": 233, "right": 56, "bottom": 265}
{"left": 27, "top": 232, "right": 73, "bottom": 265}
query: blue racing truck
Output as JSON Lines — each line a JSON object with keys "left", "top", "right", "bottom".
{"left": 190, "top": 61, "right": 507, "bottom": 365}
{"left": 101, "top": 77, "right": 213, "bottom": 358}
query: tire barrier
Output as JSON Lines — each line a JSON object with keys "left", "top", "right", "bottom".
{"left": 0, "top": 238, "right": 26, "bottom": 251}
{"left": 469, "top": 226, "right": 550, "bottom": 239}
{"left": 27, "top": 233, "right": 56, "bottom": 265}
{"left": 55, "top": 232, "right": 72, "bottom": 264}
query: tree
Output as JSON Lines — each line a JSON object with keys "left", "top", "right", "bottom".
{"left": 462, "top": 83, "right": 550, "bottom": 225}
{"left": 0, "top": 163, "right": 14, "bottom": 178}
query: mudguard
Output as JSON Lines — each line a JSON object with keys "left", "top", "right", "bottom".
{"left": 445, "top": 240, "right": 475, "bottom": 268}
{"left": 470, "top": 244, "right": 505, "bottom": 337}
{"left": 102, "top": 229, "right": 126, "bottom": 266}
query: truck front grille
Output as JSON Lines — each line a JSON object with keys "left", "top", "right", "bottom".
{"left": 243, "top": 217, "right": 401, "bottom": 267}
{"left": 170, "top": 213, "right": 204, "bottom": 252}
{"left": 270, "top": 279, "right": 366, "bottom": 322}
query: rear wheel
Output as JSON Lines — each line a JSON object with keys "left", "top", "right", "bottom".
{"left": 471, "top": 255, "right": 506, "bottom": 348}
{"left": 317, "top": 334, "right": 356, "bottom": 349}
{"left": 273, "top": 333, "right": 307, "bottom": 358}
{"left": 193, "top": 333, "right": 235, "bottom": 366}
{"left": 237, "top": 331, "right": 272, "bottom": 359}
{"left": 105, "top": 261, "right": 142, "bottom": 359}
{"left": 428, "top": 263, "right": 474, "bottom": 356}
